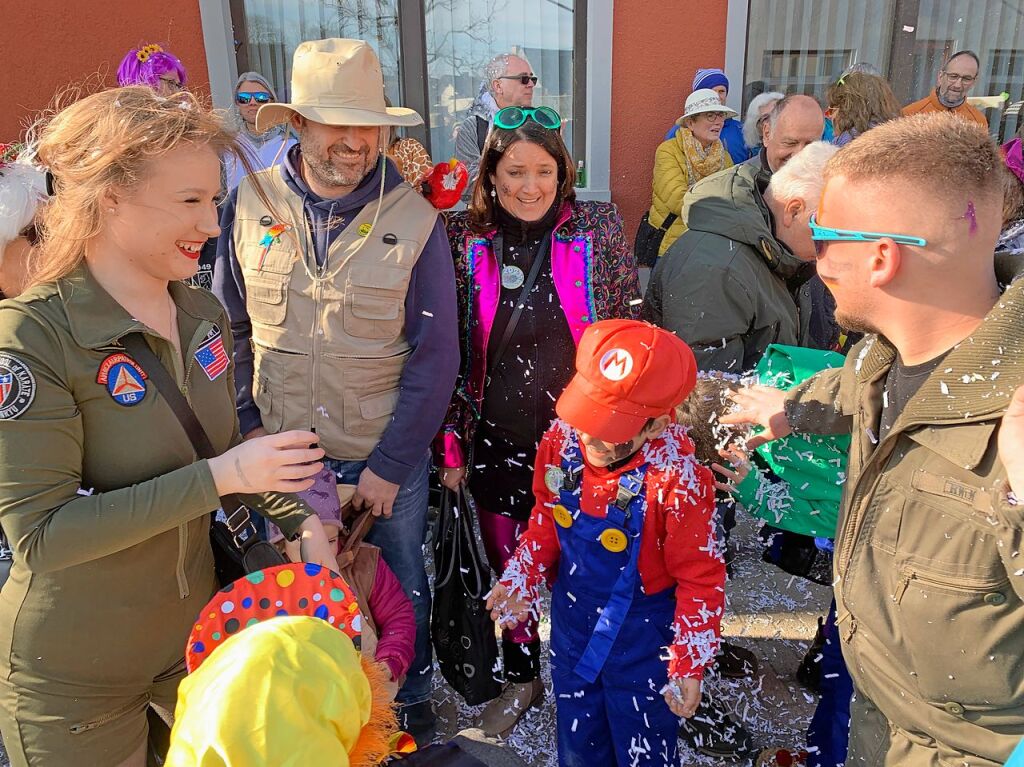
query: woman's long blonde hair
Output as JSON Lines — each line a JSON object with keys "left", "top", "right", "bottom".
{"left": 29, "top": 86, "right": 261, "bottom": 287}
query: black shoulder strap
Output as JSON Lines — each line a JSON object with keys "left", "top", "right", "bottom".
{"left": 121, "top": 333, "right": 260, "bottom": 551}
{"left": 660, "top": 212, "right": 678, "bottom": 232}
{"left": 487, "top": 233, "right": 553, "bottom": 375}
{"left": 476, "top": 116, "right": 489, "bottom": 152}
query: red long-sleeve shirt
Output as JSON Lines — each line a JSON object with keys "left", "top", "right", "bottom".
{"left": 500, "top": 420, "right": 725, "bottom": 679}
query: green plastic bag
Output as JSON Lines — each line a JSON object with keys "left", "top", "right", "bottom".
{"left": 735, "top": 344, "right": 850, "bottom": 539}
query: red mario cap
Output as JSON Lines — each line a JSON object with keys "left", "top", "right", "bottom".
{"left": 556, "top": 319, "right": 698, "bottom": 444}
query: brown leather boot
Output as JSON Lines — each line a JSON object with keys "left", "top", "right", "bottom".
{"left": 475, "top": 679, "right": 544, "bottom": 737}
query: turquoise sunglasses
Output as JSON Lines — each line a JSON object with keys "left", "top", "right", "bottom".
{"left": 493, "top": 106, "right": 562, "bottom": 131}
{"left": 808, "top": 213, "right": 927, "bottom": 256}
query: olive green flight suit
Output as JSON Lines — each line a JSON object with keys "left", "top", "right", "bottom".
{"left": 0, "top": 267, "right": 311, "bottom": 767}
{"left": 784, "top": 256, "right": 1024, "bottom": 765}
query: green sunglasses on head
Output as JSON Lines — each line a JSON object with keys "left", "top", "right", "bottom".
{"left": 493, "top": 106, "right": 562, "bottom": 131}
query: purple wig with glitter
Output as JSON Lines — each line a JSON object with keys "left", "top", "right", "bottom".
{"left": 116, "top": 44, "right": 187, "bottom": 89}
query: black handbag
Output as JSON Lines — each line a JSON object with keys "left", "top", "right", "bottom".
{"left": 430, "top": 487, "right": 503, "bottom": 705}
{"left": 633, "top": 211, "right": 678, "bottom": 268}
{"left": 121, "top": 334, "right": 286, "bottom": 586}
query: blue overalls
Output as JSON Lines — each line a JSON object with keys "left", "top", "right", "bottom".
{"left": 549, "top": 432, "right": 680, "bottom": 767}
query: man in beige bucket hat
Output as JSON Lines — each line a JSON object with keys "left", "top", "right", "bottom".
{"left": 213, "top": 38, "right": 459, "bottom": 745}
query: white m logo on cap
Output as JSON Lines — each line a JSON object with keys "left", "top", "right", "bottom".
{"left": 599, "top": 348, "right": 633, "bottom": 381}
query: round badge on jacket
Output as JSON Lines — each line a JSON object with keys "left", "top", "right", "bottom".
{"left": 544, "top": 466, "right": 565, "bottom": 494}
{"left": 186, "top": 563, "right": 362, "bottom": 672}
{"left": 501, "top": 264, "right": 526, "bottom": 290}
{"left": 0, "top": 353, "right": 35, "bottom": 420}
{"left": 96, "top": 353, "right": 147, "bottom": 407}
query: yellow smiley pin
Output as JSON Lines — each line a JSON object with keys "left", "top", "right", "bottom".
{"left": 599, "top": 529, "right": 628, "bottom": 553}
{"left": 553, "top": 504, "right": 574, "bottom": 528}
{"left": 358, "top": 223, "right": 373, "bottom": 237}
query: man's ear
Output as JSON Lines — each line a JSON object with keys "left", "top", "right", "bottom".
{"left": 783, "top": 198, "right": 805, "bottom": 228}
{"left": 867, "top": 238, "right": 902, "bottom": 289}
{"left": 289, "top": 113, "right": 304, "bottom": 132}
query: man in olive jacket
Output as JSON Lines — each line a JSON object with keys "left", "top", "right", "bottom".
{"left": 727, "top": 114, "right": 1024, "bottom": 765}
{"left": 644, "top": 142, "right": 837, "bottom": 373}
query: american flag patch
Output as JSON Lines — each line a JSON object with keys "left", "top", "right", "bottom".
{"left": 195, "top": 331, "right": 229, "bottom": 381}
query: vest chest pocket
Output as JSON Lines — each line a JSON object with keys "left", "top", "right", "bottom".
{"left": 244, "top": 272, "right": 290, "bottom": 326}
{"left": 341, "top": 265, "right": 409, "bottom": 341}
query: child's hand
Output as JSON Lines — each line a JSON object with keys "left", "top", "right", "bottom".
{"left": 485, "top": 582, "right": 532, "bottom": 629}
{"left": 663, "top": 677, "right": 701, "bottom": 718}
{"left": 296, "top": 516, "right": 340, "bottom": 572}
{"left": 377, "top": 662, "right": 400, "bottom": 702}
{"left": 711, "top": 445, "right": 751, "bottom": 495}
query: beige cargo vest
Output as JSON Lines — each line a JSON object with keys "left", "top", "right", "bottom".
{"left": 234, "top": 166, "right": 438, "bottom": 460}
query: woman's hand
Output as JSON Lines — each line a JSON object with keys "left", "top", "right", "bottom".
{"left": 485, "top": 582, "right": 533, "bottom": 629}
{"left": 208, "top": 430, "right": 324, "bottom": 496}
{"left": 296, "top": 515, "right": 339, "bottom": 572}
{"left": 440, "top": 466, "right": 466, "bottom": 491}
{"left": 711, "top": 446, "right": 751, "bottom": 495}
{"left": 999, "top": 384, "right": 1024, "bottom": 498}
{"left": 663, "top": 677, "right": 701, "bottom": 718}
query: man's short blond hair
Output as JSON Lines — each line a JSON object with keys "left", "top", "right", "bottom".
{"left": 824, "top": 113, "right": 1002, "bottom": 203}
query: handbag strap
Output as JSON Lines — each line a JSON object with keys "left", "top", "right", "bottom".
{"left": 121, "top": 333, "right": 261, "bottom": 553}
{"left": 488, "top": 232, "right": 553, "bottom": 374}
{"left": 660, "top": 212, "right": 678, "bottom": 232}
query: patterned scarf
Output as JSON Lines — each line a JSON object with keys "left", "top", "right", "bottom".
{"left": 677, "top": 127, "right": 728, "bottom": 188}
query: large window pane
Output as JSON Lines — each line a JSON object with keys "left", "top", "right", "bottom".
{"left": 424, "top": 0, "right": 577, "bottom": 162}
{"left": 743, "top": 1, "right": 896, "bottom": 107}
{"left": 900, "top": 1, "right": 1024, "bottom": 139}
{"left": 234, "top": 0, "right": 401, "bottom": 106}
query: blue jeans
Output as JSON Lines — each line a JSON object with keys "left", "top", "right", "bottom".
{"left": 326, "top": 454, "right": 433, "bottom": 708}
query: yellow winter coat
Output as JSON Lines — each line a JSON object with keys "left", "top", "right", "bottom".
{"left": 647, "top": 131, "right": 733, "bottom": 256}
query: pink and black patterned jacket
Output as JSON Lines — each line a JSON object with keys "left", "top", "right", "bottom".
{"left": 433, "top": 200, "right": 642, "bottom": 468}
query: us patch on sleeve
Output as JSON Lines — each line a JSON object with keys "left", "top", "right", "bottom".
{"left": 0, "top": 353, "right": 36, "bottom": 419}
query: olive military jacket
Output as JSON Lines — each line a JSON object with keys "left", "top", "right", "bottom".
{"left": 784, "top": 256, "right": 1024, "bottom": 763}
{"left": 0, "top": 267, "right": 310, "bottom": 690}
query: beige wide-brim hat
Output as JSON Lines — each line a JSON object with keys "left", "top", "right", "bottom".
{"left": 256, "top": 38, "right": 423, "bottom": 131}
{"left": 675, "top": 88, "right": 738, "bottom": 126}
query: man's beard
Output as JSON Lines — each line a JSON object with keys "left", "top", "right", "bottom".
{"left": 303, "top": 138, "right": 376, "bottom": 190}
{"left": 835, "top": 306, "right": 880, "bottom": 336}
{"left": 938, "top": 87, "right": 966, "bottom": 108}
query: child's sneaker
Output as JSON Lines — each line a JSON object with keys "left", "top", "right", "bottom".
{"left": 476, "top": 678, "right": 544, "bottom": 737}
{"left": 679, "top": 699, "right": 755, "bottom": 758}
{"left": 756, "top": 746, "right": 809, "bottom": 766}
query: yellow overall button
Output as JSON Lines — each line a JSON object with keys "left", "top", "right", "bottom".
{"left": 553, "top": 504, "right": 574, "bottom": 528}
{"left": 600, "top": 528, "right": 628, "bottom": 553}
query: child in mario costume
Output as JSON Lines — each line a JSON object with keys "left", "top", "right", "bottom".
{"left": 487, "top": 319, "right": 725, "bottom": 767}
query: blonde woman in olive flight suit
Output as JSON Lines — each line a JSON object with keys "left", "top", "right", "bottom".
{"left": 0, "top": 87, "right": 338, "bottom": 767}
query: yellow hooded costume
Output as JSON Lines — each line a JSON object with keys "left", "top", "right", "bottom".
{"left": 166, "top": 616, "right": 397, "bottom": 767}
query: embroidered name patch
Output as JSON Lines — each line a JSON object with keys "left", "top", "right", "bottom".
{"left": 0, "top": 354, "right": 36, "bottom": 419}
{"left": 97, "top": 353, "right": 148, "bottom": 407}
{"left": 195, "top": 326, "right": 229, "bottom": 381}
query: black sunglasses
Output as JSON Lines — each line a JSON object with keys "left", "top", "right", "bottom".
{"left": 498, "top": 74, "right": 538, "bottom": 86}
{"left": 236, "top": 92, "right": 272, "bottom": 105}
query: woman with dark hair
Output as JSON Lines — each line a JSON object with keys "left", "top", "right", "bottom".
{"left": 435, "top": 106, "right": 640, "bottom": 736}
{"left": 825, "top": 72, "right": 901, "bottom": 147}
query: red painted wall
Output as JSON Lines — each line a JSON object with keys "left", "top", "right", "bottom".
{"left": 1, "top": 2, "right": 210, "bottom": 142}
{"left": 610, "top": 0, "right": 730, "bottom": 234}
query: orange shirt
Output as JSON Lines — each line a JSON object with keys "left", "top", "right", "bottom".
{"left": 902, "top": 89, "right": 989, "bottom": 129}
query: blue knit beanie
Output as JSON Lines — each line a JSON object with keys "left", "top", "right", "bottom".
{"left": 692, "top": 68, "right": 729, "bottom": 93}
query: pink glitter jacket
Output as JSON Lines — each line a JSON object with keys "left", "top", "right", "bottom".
{"left": 433, "top": 201, "right": 642, "bottom": 468}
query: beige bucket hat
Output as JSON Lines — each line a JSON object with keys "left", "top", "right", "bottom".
{"left": 256, "top": 38, "right": 422, "bottom": 131}
{"left": 675, "top": 88, "right": 738, "bottom": 126}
